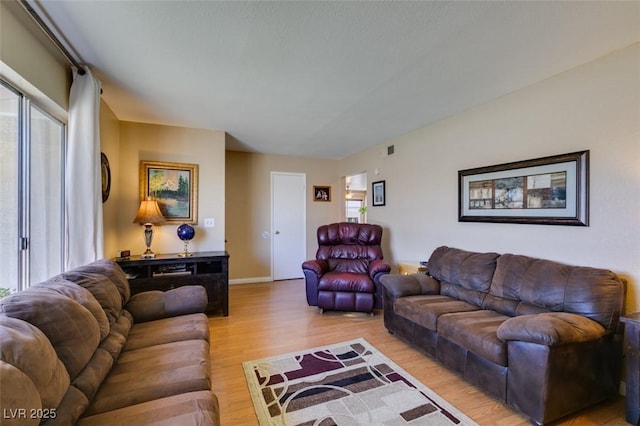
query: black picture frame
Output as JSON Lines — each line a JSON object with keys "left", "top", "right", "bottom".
{"left": 372, "top": 180, "right": 386, "bottom": 207}
{"left": 101, "top": 152, "right": 111, "bottom": 203}
{"left": 458, "top": 150, "right": 589, "bottom": 226}
{"left": 313, "top": 185, "right": 331, "bottom": 202}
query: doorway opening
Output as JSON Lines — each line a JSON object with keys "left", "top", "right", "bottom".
{"left": 344, "top": 172, "right": 367, "bottom": 223}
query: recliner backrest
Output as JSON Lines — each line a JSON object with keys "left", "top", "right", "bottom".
{"left": 315, "top": 223, "right": 384, "bottom": 273}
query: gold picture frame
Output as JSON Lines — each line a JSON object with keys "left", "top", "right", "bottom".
{"left": 140, "top": 160, "right": 199, "bottom": 224}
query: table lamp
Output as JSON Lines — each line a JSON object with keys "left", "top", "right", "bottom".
{"left": 133, "top": 199, "right": 165, "bottom": 258}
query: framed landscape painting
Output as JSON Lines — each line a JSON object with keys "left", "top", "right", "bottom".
{"left": 458, "top": 151, "right": 589, "bottom": 226}
{"left": 140, "top": 160, "right": 198, "bottom": 224}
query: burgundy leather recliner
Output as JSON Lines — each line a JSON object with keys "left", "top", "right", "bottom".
{"left": 302, "top": 222, "right": 391, "bottom": 314}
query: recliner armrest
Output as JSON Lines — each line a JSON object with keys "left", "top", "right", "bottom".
{"left": 368, "top": 259, "right": 391, "bottom": 279}
{"left": 380, "top": 273, "right": 440, "bottom": 298}
{"left": 497, "top": 312, "right": 605, "bottom": 346}
{"left": 125, "top": 286, "right": 208, "bottom": 323}
{"left": 301, "top": 259, "right": 328, "bottom": 276}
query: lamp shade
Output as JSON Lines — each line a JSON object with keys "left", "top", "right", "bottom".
{"left": 133, "top": 200, "right": 165, "bottom": 225}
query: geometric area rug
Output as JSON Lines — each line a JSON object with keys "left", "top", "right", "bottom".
{"left": 243, "top": 338, "right": 479, "bottom": 425}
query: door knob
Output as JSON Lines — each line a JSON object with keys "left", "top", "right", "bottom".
{"left": 275, "top": 230, "right": 280, "bottom": 235}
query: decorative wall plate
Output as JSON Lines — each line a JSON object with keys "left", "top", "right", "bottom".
{"left": 101, "top": 152, "right": 111, "bottom": 203}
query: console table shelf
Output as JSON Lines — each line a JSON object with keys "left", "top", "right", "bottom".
{"left": 116, "top": 251, "right": 229, "bottom": 316}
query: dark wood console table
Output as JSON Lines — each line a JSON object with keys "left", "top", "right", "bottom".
{"left": 622, "top": 312, "right": 640, "bottom": 425}
{"left": 116, "top": 251, "right": 229, "bottom": 316}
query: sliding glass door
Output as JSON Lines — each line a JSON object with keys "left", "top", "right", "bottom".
{"left": 0, "top": 80, "right": 65, "bottom": 293}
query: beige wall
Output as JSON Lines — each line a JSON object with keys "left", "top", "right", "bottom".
{"left": 340, "top": 43, "right": 640, "bottom": 312}
{"left": 225, "top": 151, "right": 341, "bottom": 281}
{"left": 116, "top": 122, "right": 226, "bottom": 258}
{"left": 6, "top": 0, "right": 638, "bottom": 312}
{"left": 100, "top": 100, "right": 121, "bottom": 258}
{"left": 225, "top": 45, "right": 639, "bottom": 310}
{"left": 0, "top": 0, "right": 69, "bottom": 116}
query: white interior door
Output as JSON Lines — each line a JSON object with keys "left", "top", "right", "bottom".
{"left": 271, "top": 172, "right": 306, "bottom": 280}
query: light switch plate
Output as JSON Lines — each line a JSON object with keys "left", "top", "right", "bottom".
{"left": 204, "top": 218, "right": 215, "bottom": 228}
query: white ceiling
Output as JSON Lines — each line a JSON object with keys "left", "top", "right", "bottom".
{"left": 32, "top": 0, "right": 640, "bottom": 159}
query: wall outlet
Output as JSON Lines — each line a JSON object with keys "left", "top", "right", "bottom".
{"left": 204, "top": 218, "right": 215, "bottom": 228}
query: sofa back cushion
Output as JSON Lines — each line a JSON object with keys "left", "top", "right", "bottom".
{"left": 56, "top": 270, "right": 123, "bottom": 326}
{"left": 0, "top": 316, "right": 70, "bottom": 414}
{"left": 69, "top": 259, "right": 131, "bottom": 305}
{"left": 427, "top": 246, "right": 499, "bottom": 307}
{"left": 0, "top": 289, "right": 101, "bottom": 379}
{"left": 488, "top": 253, "right": 624, "bottom": 333}
{"left": 34, "top": 279, "right": 110, "bottom": 341}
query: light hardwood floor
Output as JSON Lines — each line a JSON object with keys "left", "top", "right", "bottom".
{"left": 208, "top": 280, "right": 627, "bottom": 425}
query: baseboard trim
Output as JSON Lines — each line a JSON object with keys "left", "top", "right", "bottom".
{"left": 229, "top": 276, "right": 273, "bottom": 285}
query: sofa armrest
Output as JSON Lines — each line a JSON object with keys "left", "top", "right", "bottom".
{"left": 380, "top": 273, "right": 440, "bottom": 298}
{"left": 497, "top": 312, "right": 606, "bottom": 346}
{"left": 301, "top": 259, "right": 328, "bottom": 277}
{"left": 369, "top": 259, "right": 391, "bottom": 279}
{"left": 125, "top": 286, "right": 208, "bottom": 323}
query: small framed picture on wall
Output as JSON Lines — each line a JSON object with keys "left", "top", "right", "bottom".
{"left": 372, "top": 180, "right": 385, "bottom": 206}
{"left": 313, "top": 185, "right": 331, "bottom": 202}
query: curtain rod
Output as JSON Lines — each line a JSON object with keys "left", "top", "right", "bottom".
{"left": 19, "top": 0, "right": 86, "bottom": 75}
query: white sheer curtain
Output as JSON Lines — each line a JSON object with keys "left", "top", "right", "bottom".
{"left": 66, "top": 66, "right": 103, "bottom": 269}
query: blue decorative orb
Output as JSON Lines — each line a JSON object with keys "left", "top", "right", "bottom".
{"left": 177, "top": 224, "right": 195, "bottom": 241}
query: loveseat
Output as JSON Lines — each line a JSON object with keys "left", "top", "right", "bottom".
{"left": 381, "top": 246, "right": 625, "bottom": 425}
{"left": 0, "top": 259, "right": 219, "bottom": 425}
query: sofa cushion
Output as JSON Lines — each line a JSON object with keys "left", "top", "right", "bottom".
{"left": 34, "top": 279, "right": 110, "bottom": 341}
{"left": 0, "top": 289, "right": 101, "bottom": 379}
{"left": 77, "top": 391, "right": 219, "bottom": 426}
{"left": 71, "top": 348, "right": 114, "bottom": 403}
{"left": 124, "top": 313, "right": 210, "bottom": 352}
{"left": 54, "top": 270, "right": 123, "bottom": 326}
{"left": 86, "top": 339, "right": 211, "bottom": 415}
{"left": 99, "top": 312, "right": 133, "bottom": 362}
{"left": 50, "top": 386, "right": 90, "bottom": 426}
{"left": 437, "top": 310, "right": 510, "bottom": 366}
{"left": 0, "top": 316, "right": 69, "bottom": 412}
{"left": 70, "top": 259, "right": 131, "bottom": 305}
{"left": 394, "top": 295, "right": 480, "bottom": 331}
{"left": 440, "top": 281, "right": 487, "bottom": 308}
{"left": 490, "top": 254, "right": 624, "bottom": 333}
{"left": 125, "top": 286, "right": 207, "bottom": 323}
{"left": 428, "top": 246, "right": 499, "bottom": 292}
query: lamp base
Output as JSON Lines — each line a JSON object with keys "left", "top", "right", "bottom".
{"left": 141, "top": 249, "right": 156, "bottom": 259}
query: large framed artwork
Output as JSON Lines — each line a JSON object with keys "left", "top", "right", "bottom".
{"left": 458, "top": 151, "right": 589, "bottom": 226}
{"left": 140, "top": 160, "right": 199, "bottom": 224}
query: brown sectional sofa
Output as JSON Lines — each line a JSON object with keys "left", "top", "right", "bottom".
{"left": 0, "top": 259, "right": 219, "bottom": 425}
{"left": 381, "top": 246, "right": 625, "bottom": 425}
